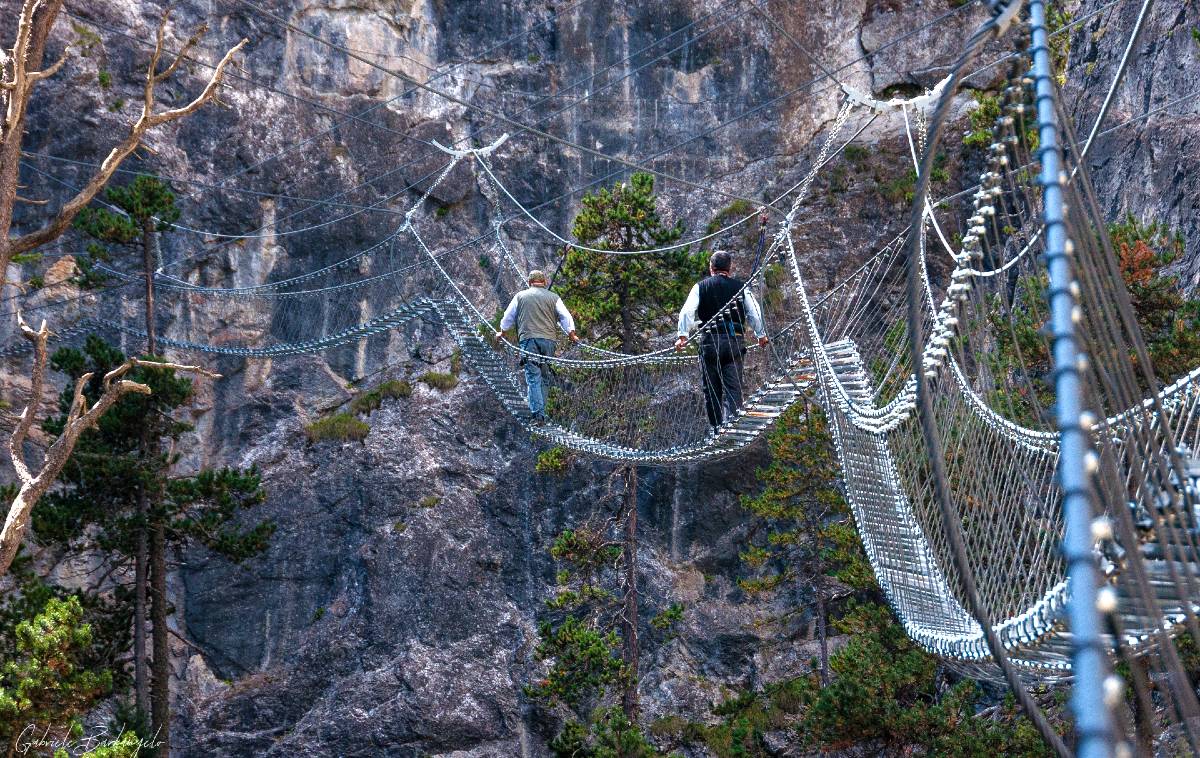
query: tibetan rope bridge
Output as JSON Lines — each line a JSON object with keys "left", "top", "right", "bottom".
{"left": 9, "top": 0, "right": 1200, "bottom": 753}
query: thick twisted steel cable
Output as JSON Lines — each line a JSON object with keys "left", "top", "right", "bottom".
{"left": 1079, "top": 0, "right": 1154, "bottom": 159}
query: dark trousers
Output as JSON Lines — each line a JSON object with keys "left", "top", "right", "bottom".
{"left": 699, "top": 333, "right": 745, "bottom": 428}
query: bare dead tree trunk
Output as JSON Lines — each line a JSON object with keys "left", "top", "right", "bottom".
{"left": 0, "top": 0, "right": 66, "bottom": 290}
{"left": 0, "top": 316, "right": 219, "bottom": 576}
{"left": 814, "top": 583, "right": 828, "bottom": 684}
{"left": 0, "top": 2, "right": 246, "bottom": 292}
{"left": 621, "top": 464, "right": 639, "bottom": 721}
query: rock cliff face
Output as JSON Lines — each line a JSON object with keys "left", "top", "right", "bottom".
{"left": 1075, "top": 0, "right": 1200, "bottom": 290}
{"left": 5, "top": 0, "right": 1198, "bottom": 754}
{"left": 175, "top": 375, "right": 784, "bottom": 756}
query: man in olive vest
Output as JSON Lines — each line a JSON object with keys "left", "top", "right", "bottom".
{"left": 497, "top": 270, "right": 579, "bottom": 423}
{"left": 674, "top": 250, "right": 767, "bottom": 433}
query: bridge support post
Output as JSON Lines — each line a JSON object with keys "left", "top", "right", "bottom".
{"left": 1029, "top": 2, "right": 1114, "bottom": 755}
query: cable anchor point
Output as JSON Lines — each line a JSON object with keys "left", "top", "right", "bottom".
{"left": 431, "top": 133, "right": 510, "bottom": 159}
{"left": 840, "top": 75, "right": 953, "bottom": 114}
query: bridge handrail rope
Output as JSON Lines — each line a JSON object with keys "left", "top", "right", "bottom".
{"left": 129, "top": 150, "right": 477, "bottom": 296}
{"left": 417, "top": 170, "right": 774, "bottom": 368}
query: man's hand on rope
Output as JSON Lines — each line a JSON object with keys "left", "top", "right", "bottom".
{"left": 568, "top": 330, "right": 580, "bottom": 343}
{"left": 674, "top": 335, "right": 688, "bottom": 352}
{"left": 757, "top": 335, "right": 769, "bottom": 347}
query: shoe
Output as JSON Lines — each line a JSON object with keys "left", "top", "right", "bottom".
{"left": 532, "top": 413, "right": 548, "bottom": 426}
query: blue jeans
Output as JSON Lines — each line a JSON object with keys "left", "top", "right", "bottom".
{"left": 520, "top": 337, "right": 557, "bottom": 417}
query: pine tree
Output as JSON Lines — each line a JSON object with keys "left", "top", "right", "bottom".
{"left": 557, "top": 172, "right": 702, "bottom": 353}
{"left": 526, "top": 522, "right": 677, "bottom": 756}
{"left": 74, "top": 174, "right": 180, "bottom": 349}
{"left": 548, "top": 706, "right": 667, "bottom": 757}
{"left": 553, "top": 172, "right": 703, "bottom": 721}
{"left": 73, "top": 175, "right": 179, "bottom": 723}
{"left": 35, "top": 337, "right": 273, "bottom": 756}
{"left": 739, "top": 403, "right": 874, "bottom": 682}
{"left": 0, "top": 549, "right": 130, "bottom": 690}
{"left": 0, "top": 596, "right": 113, "bottom": 756}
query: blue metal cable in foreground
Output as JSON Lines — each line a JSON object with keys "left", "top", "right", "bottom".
{"left": 1029, "top": 0, "right": 1114, "bottom": 754}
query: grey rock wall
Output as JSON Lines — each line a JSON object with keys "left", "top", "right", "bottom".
{"left": 1069, "top": 0, "right": 1200, "bottom": 290}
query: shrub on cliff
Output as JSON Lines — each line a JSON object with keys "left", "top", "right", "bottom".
{"left": 306, "top": 412, "right": 370, "bottom": 443}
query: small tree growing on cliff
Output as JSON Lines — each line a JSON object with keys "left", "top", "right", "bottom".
{"left": 553, "top": 173, "right": 703, "bottom": 723}
{"left": 987, "top": 218, "right": 1200, "bottom": 424}
{"left": 557, "top": 172, "right": 700, "bottom": 352}
{"left": 74, "top": 175, "right": 180, "bottom": 348}
{"left": 739, "top": 403, "right": 872, "bottom": 682}
{"left": 525, "top": 516, "right": 673, "bottom": 756}
{"left": 0, "top": 596, "right": 113, "bottom": 755}
{"left": 1108, "top": 216, "right": 1200, "bottom": 382}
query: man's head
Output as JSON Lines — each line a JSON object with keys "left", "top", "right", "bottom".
{"left": 528, "top": 270, "right": 548, "bottom": 287}
{"left": 709, "top": 250, "right": 733, "bottom": 276}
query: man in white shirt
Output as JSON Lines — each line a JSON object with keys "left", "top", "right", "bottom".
{"left": 674, "top": 250, "right": 767, "bottom": 433}
{"left": 497, "top": 270, "right": 579, "bottom": 423}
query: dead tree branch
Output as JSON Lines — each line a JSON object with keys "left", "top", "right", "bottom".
{"left": 1, "top": 1, "right": 247, "bottom": 288}
{"left": 0, "top": 314, "right": 220, "bottom": 575}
